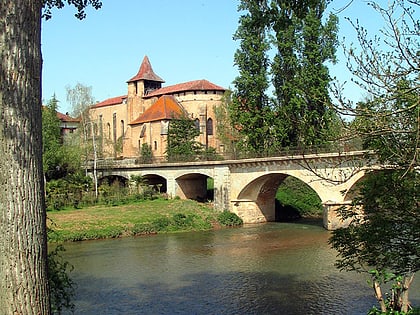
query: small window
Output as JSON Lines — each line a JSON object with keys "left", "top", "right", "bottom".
{"left": 121, "top": 120, "right": 125, "bottom": 137}
{"left": 107, "top": 123, "right": 111, "bottom": 139}
{"left": 194, "top": 118, "right": 200, "bottom": 131}
{"left": 154, "top": 141, "right": 157, "bottom": 150}
{"left": 161, "top": 121, "right": 169, "bottom": 135}
{"left": 139, "top": 124, "right": 146, "bottom": 138}
{"left": 206, "top": 118, "right": 213, "bottom": 135}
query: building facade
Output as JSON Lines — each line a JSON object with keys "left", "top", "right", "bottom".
{"left": 88, "top": 56, "right": 226, "bottom": 160}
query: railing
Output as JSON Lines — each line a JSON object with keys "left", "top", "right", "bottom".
{"left": 90, "top": 142, "right": 365, "bottom": 170}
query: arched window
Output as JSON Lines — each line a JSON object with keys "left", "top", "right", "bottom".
{"left": 106, "top": 123, "right": 111, "bottom": 139}
{"left": 194, "top": 118, "right": 200, "bottom": 131}
{"left": 206, "top": 118, "right": 213, "bottom": 135}
{"left": 120, "top": 120, "right": 125, "bottom": 137}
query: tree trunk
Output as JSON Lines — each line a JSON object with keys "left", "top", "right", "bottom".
{"left": 399, "top": 274, "right": 414, "bottom": 313}
{"left": 0, "top": 1, "right": 51, "bottom": 314}
{"left": 373, "top": 281, "right": 387, "bottom": 313}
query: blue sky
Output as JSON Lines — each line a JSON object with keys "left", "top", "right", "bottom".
{"left": 41, "top": 0, "right": 385, "bottom": 114}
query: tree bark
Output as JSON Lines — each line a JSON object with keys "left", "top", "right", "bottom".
{"left": 0, "top": 1, "right": 51, "bottom": 314}
{"left": 399, "top": 274, "right": 414, "bottom": 313}
{"left": 373, "top": 281, "right": 387, "bottom": 313}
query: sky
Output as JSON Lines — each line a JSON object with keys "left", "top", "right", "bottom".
{"left": 41, "top": 0, "right": 389, "bottom": 115}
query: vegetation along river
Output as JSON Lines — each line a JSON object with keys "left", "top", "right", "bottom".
{"left": 61, "top": 220, "right": 420, "bottom": 314}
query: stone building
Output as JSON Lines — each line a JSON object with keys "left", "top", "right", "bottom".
{"left": 89, "top": 56, "right": 226, "bottom": 160}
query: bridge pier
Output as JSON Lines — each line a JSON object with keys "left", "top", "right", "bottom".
{"left": 230, "top": 199, "right": 275, "bottom": 224}
{"left": 323, "top": 201, "right": 355, "bottom": 230}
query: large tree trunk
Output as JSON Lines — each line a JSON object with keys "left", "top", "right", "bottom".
{"left": 0, "top": 1, "right": 51, "bottom": 314}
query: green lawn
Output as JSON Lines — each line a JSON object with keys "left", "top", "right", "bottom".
{"left": 47, "top": 198, "right": 219, "bottom": 242}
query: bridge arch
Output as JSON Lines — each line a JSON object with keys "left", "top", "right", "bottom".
{"left": 175, "top": 172, "right": 213, "bottom": 202}
{"left": 233, "top": 173, "right": 323, "bottom": 223}
{"left": 98, "top": 175, "right": 129, "bottom": 187}
{"left": 141, "top": 173, "right": 167, "bottom": 193}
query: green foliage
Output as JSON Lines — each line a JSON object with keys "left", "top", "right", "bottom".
{"left": 217, "top": 211, "right": 243, "bottom": 227}
{"left": 43, "top": 0, "right": 102, "bottom": 20}
{"left": 46, "top": 172, "right": 92, "bottom": 210}
{"left": 231, "top": 0, "right": 272, "bottom": 154}
{"left": 214, "top": 91, "right": 241, "bottom": 157}
{"left": 329, "top": 2, "right": 419, "bottom": 313}
{"left": 42, "top": 96, "right": 64, "bottom": 180}
{"left": 132, "top": 212, "right": 212, "bottom": 235}
{"left": 115, "top": 136, "right": 123, "bottom": 156}
{"left": 270, "top": 0, "right": 339, "bottom": 147}
{"left": 231, "top": 0, "right": 338, "bottom": 154}
{"left": 47, "top": 245, "right": 75, "bottom": 314}
{"left": 166, "top": 114, "right": 203, "bottom": 162}
{"left": 42, "top": 95, "right": 84, "bottom": 183}
{"left": 139, "top": 143, "right": 153, "bottom": 163}
{"left": 276, "top": 176, "right": 323, "bottom": 216}
{"left": 353, "top": 80, "right": 419, "bottom": 168}
{"left": 330, "top": 170, "right": 419, "bottom": 312}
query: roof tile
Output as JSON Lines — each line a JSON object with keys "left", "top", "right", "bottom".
{"left": 144, "top": 79, "right": 225, "bottom": 98}
{"left": 127, "top": 56, "right": 165, "bottom": 83}
{"left": 130, "top": 95, "right": 185, "bottom": 125}
{"left": 92, "top": 95, "right": 127, "bottom": 108}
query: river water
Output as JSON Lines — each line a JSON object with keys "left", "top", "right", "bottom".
{"left": 61, "top": 221, "right": 419, "bottom": 314}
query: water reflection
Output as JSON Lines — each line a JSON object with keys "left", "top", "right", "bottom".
{"left": 61, "top": 222, "right": 419, "bottom": 314}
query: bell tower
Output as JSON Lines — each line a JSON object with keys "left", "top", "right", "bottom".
{"left": 126, "top": 56, "right": 164, "bottom": 122}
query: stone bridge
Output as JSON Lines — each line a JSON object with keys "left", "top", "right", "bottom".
{"left": 92, "top": 151, "right": 374, "bottom": 230}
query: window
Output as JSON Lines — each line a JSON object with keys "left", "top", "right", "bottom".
{"left": 206, "top": 118, "right": 213, "bottom": 135}
{"left": 99, "top": 115, "right": 103, "bottom": 137}
{"left": 154, "top": 141, "right": 157, "bottom": 150}
{"left": 107, "top": 123, "right": 111, "bottom": 139}
{"left": 139, "top": 124, "right": 146, "bottom": 138}
{"left": 161, "top": 121, "right": 169, "bottom": 135}
{"left": 194, "top": 118, "right": 200, "bottom": 131}
{"left": 112, "top": 113, "right": 117, "bottom": 143}
{"left": 121, "top": 120, "right": 125, "bottom": 138}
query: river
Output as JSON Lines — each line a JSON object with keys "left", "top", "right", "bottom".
{"left": 61, "top": 220, "right": 419, "bottom": 314}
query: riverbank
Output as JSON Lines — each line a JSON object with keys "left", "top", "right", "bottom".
{"left": 47, "top": 198, "right": 220, "bottom": 242}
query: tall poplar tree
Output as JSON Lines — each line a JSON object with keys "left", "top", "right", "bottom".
{"left": 270, "top": 0, "right": 338, "bottom": 147}
{"left": 0, "top": 1, "right": 101, "bottom": 313}
{"left": 231, "top": 0, "right": 273, "bottom": 155}
{"left": 230, "top": 0, "right": 338, "bottom": 154}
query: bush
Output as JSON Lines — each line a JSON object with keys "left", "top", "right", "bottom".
{"left": 48, "top": 245, "right": 75, "bottom": 314}
{"left": 217, "top": 211, "right": 243, "bottom": 227}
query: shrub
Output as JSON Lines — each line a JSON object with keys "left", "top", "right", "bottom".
{"left": 48, "top": 245, "right": 75, "bottom": 314}
{"left": 217, "top": 211, "right": 243, "bottom": 227}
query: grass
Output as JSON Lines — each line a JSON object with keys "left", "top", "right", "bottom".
{"left": 47, "top": 198, "right": 219, "bottom": 242}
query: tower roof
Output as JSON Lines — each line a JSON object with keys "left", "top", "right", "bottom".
{"left": 127, "top": 56, "right": 165, "bottom": 83}
{"left": 129, "top": 95, "right": 185, "bottom": 125}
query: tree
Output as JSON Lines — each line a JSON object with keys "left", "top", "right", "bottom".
{"left": 231, "top": 0, "right": 273, "bottom": 155}
{"left": 270, "top": 0, "right": 338, "bottom": 147}
{"left": 43, "top": 95, "right": 64, "bottom": 180}
{"left": 166, "top": 115, "right": 203, "bottom": 162}
{"left": 66, "top": 83, "right": 98, "bottom": 196}
{"left": 214, "top": 90, "right": 241, "bottom": 158}
{"left": 231, "top": 0, "right": 338, "bottom": 155}
{"left": 329, "top": 1, "right": 419, "bottom": 313}
{"left": 0, "top": 1, "right": 101, "bottom": 313}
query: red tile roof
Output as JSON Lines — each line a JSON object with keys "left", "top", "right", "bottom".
{"left": 130, "top": 95, "right": 185, "bottom": 125}
{"left": 56, "top": 111, "right": 81, "bottom": 123}
{"left": 92, "top": 95, "right": 127, "bottom": 108}
{"left": 127, "top": 56, "right": 165, "bottom": 83}
{"left": 42, "top": 106, "right": 81, "bottom": 122}
{"left": 144, "top": 79, "right": 225, "bottom": 98}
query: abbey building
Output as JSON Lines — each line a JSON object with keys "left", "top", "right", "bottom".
{"left": 88, "top": 56, "right": 226, "bottom": 160}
